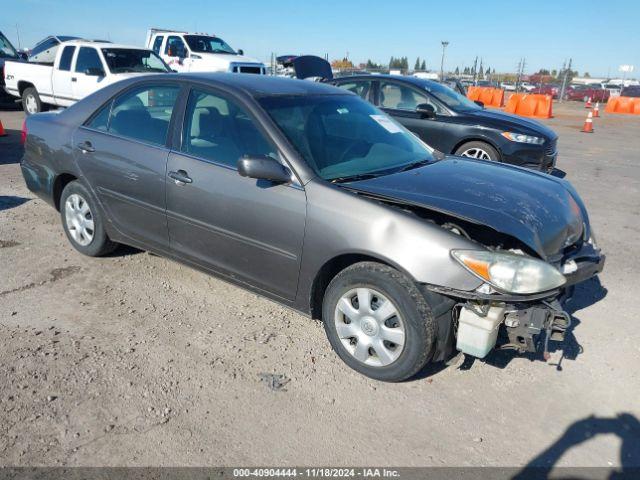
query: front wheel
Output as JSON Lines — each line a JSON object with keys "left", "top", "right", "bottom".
{"left": 454, "top": 141, "right": 500, "bottom": 161}
{"left": 322, "top": 262, "right": 436, "bottom": 382}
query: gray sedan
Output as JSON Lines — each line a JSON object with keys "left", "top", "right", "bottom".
{"left": 19, "top": 73, "right": 604, "bottom": 381}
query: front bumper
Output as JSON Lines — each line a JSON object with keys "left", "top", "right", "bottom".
{"left": 501, "top": 140, "right": 558, "bottom": 173}
{"left": 426, "top": 247, "right": 604, "bottom": 361}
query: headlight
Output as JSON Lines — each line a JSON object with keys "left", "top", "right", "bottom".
{"left": 501, "top": 132, "right": 545, "bottom": 145}
{"left": 451, "top": 249, "right": 566, "bottom": 294}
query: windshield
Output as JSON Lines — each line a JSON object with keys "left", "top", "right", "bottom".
{"left": 424, "top": 81, "right": 480, "bottom": 111}
{"left": 260, "top": 94, "right": 435, "bottom": 181}
{"left": 0, "top": 32, "right": 18, "bottom": 59}
{"left": 184, "top": 35, "right": 236, "bottom": 54}
{"left": 102, "top": 48, "right": 170, "bottom": 73}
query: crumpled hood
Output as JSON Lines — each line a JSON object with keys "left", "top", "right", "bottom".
{"left": 344, "top": 157, "right": 587, "bottom": 260}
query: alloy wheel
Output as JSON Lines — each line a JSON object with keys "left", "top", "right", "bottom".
{"left": 334, "top": 287, "right": 405, "bottom": 367}
{"left": 64, "top": 193, "right": 94, "bottom": 246}
{"left": 460, "top": 147, "right": 492, "bottom": 160}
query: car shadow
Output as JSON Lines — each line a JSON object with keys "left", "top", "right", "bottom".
{"left": 0, "top": 129, "right": 25, "bottom": 165}
{"left": 447, "top": 276, "right": 607, "bottom": 374}
{"left": 512, "top": 413, "right": 640, "bottom": 479}
{"left": 0, "top": 195, "right": 30, "bottom": 211}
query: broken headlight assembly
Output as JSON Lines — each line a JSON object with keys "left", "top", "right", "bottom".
{"left": 501, "top": 132, "right": 545, "bottom": 145}
{"left": 451, "top": 249, "right": 566, "bottom": 294}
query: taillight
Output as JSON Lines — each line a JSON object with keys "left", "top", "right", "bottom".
{"left": 20, "top": 120, "right": 27, "bottom": 145}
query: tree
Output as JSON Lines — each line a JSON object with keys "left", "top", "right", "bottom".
{"left": 454, "top": 66, "right": 460, "bottom": 75}
{"left": 551, "top": 69, "right": 557, "bottom": 77}
{"left": 463, "top": 66, "right": 470, "bottom": 75}
{"left": 414, "top": 57, "right": 421, "bottom": 70}
{"left": 421, "top": 59, "right": 426, "bottom": 70}
{"left": 331, "top": 58, "right": 354, "bottom": 69}
{"left": 536, "top": 68, "right": 550, "bottom": 75}
{"left": 584, "top": 72, "right": 591, "bottom": 78}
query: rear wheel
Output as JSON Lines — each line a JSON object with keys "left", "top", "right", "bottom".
{"left": 22, "top": 87, "right": 48, "bottom": 115}
{"left": 454, "top": 141, "right": 500, "bottom": 161}
{"left": 60, "top": 181, "right": 117, "bottom": 257}
{"left": 322, "top": 262, "right": 436, "bottom": 382}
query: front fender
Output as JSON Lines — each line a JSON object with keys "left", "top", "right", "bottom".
{"left": 294, "top": 180, "right": 484, "bottom": 311}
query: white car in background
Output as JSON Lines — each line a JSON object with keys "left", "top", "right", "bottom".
{"left": 27, "top": 35, "right": 82, "bottom": 63}
{"left": 146, "top": 28, "right": 266, "bottom": 74}
{"left": 4, "top": 40, "right": 170, "bottom": 114}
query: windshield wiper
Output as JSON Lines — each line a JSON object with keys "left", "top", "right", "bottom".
{"left": 395, "top": 158, "right": 432, "bottom": 173}
{"left": 330, "top": 173, "right": 382, "bottom": 184}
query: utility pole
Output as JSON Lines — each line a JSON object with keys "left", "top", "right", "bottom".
{"left": 559, "top": 58, "right": 572, "bottom": 103}
{"left": 440, "top": 41, "right": 449, "bottom": 80}
{"left": 472, "top": 56, "right": 478, "bottom": 84}
{"left": 15, "top": 23, "right": 21, "bottom": 50}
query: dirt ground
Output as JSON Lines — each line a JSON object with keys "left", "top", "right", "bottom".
{"left": 1, "top": 101, "right": 639, "bottom": 470}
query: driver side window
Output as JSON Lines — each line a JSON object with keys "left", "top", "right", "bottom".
{"left": 379, "top": 82, "right": 437, "bottom": 112}
{"left": 165, "top": 36, "right": 186, "bottom": 57}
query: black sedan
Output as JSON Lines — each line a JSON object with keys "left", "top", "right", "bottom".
{"left": 332, "top": 75, "right": 558, "bottom": 171}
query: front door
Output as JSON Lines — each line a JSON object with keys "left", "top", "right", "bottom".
{"left": 72, "top": 46, "right": 107, "bottom": 100}
{"left": 73, "top": 83, "right": 181, "bottom": 251}
{"left": 166, "top": 87, "right": 306, "bottom": 300}
{"left": 377, "top": 80, "right": 449, "bottom": 151}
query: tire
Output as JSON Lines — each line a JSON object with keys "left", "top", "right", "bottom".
{"left": 454, "top": 141, "right": 500, "bottom": 161}
{"left": 59, "top": 181, "right": 117, "bottom": 257}
{"left": 22, "top": 87, "right": 48, "bottom": 115}
{"left": 322, "top": 262, "right": 436, "bottom": 382}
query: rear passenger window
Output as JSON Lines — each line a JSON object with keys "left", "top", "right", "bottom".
{"left": 87, "top": 101, "right": 112, "bottom": 131}
{"left": 336, "top": 80, "right": 372, "bottom": 100}
{"left": 181, "top": 89, "right": 277, "bottom": 167}
{"left": 58, "top": 46, "right": 76, "bottom": 71}
{"left": 107, "top": 85, "right": 180, "bottom": 146}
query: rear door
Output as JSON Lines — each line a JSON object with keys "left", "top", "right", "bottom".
{"left": 52, "top": 45, "right": 76, "bottom": 105}
{"left": 165, "top": 86, "right": 306, "bottom": 300}
{"left": 73, "top": 82, "right": 182, "bottom": 251}
{"left": 377, "top": 80, "right": 449, "bottom": 151}
{"left": 72, "top": 47, "right": 106, "bottom": 100}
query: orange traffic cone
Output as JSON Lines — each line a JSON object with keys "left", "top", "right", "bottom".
{"left": 0, "top": 119, "right": 6, "bottom": 137}
{"left": 585, "top": 97, "right": 592, "bottom": 108}
{"left": 581, "top": 111, "right": 594, "bottom": 133}
{"left": 593, "top": 102, "right": 600, "bottom": 117}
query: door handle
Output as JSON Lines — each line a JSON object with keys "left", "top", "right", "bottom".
{"left": 168, "top": 170, "right": 192, "bottom": 185}
{"left": 71, "top": 77, "right": 77, "bottom": 82}
{"left": 76, "top": 141, "right": 95, "bottom": 153}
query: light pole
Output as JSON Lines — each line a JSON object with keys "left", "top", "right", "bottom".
{"left": 440, "top": 41, "right": 449, "bottom": 80}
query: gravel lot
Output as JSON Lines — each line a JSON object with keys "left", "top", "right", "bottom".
{"left": 1, "top": 102, "right": 639, "bottom": 470}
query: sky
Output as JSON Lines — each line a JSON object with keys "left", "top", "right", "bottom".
{"left": 1, "top": 0, "right": 638, "bottom": 78}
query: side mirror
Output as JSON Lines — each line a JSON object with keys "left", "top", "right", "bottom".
{"left": 237, "top": 155, "right": 291, "bottom": 183}
{"left": 416, "top": 103, "right": 436, "bottom": 118}
{"left": 19, "top": 52, "right": 28, "bottom": 60}
{"left": 237, "top": 49, "right": 244, "bottom": 56}
{"left": 85, "top": 67, "right": 105, "bottom": 77}
{"left": 474, "top": 100, "right": 485, "bottom": 108}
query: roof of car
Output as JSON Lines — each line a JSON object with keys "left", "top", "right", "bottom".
{"left": 63, "top": 40, "right": 149, "bottom": 50}
{"left": 175, "top": 72, "right": 350, "bottom": 96}
{"left": 334, "top": 73, "right": 440, "bottom": 88}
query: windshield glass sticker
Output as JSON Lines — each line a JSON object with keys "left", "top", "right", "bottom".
{"left": 370, "top": 114, "right": 402, "bottom": 133}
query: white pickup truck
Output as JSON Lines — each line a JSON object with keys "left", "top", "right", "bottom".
{"left": 146, "top": 29, "right": 266, "bottom": 74}
{"left": 4, "top": 40, "right": 170, "bottom": 114}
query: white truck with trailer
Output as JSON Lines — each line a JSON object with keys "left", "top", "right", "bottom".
{"left": 145, "top": 28, "right": 266, "bottom": 74}
{"left": 4, "top": 40, "right": 170, "bottom": 114}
